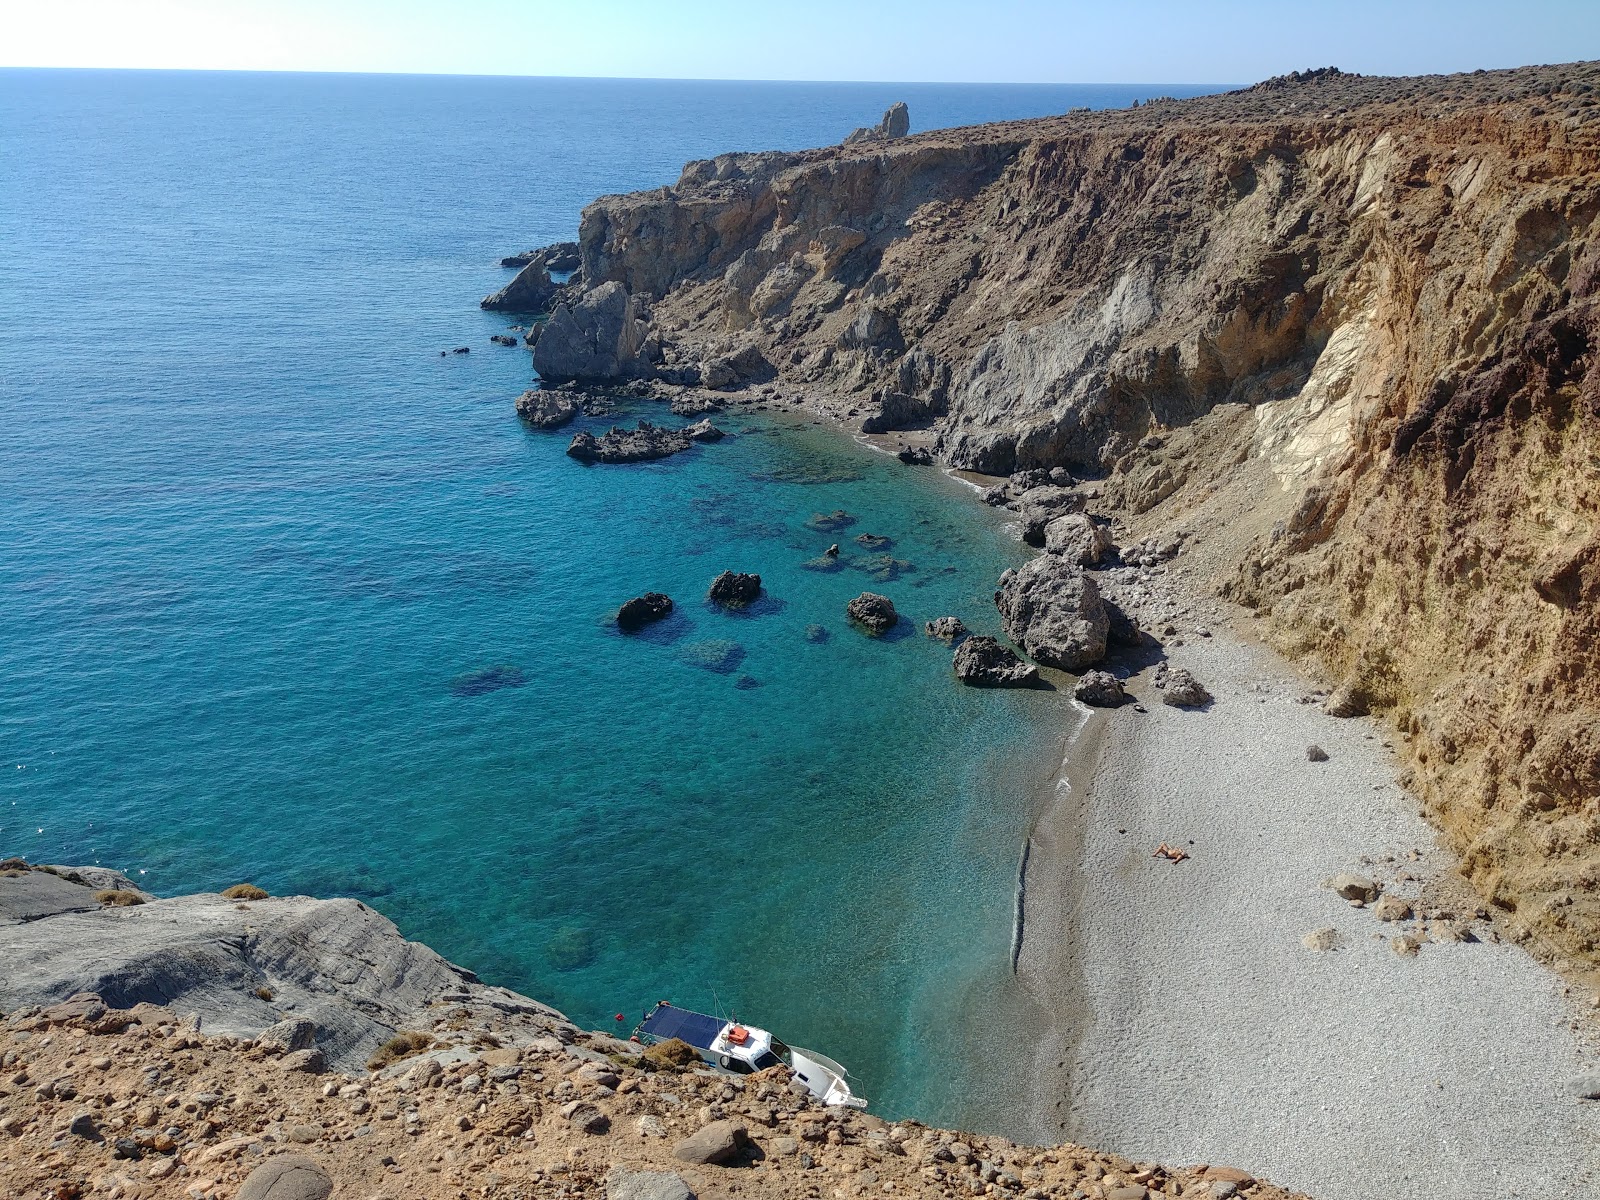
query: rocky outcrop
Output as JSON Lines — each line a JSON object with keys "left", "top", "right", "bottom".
{"left": 844, "top": 102, "right": 911, "bottom": 145}
{"left": 683, "top": 418, "right": 724, "bottom": 442}
{"left": 846, "top": 592, "right": 898, "bottom": 634}
{"left": 514, "top": 389, "right": 579, "bottom": 429}
{"left": 567, "top": 422, "right": 692, "bottom": 464}
{"left": 1044, "top": 513, "right": 1115, "bottom": 567}
{"left": 0, "top": 864, "right": 572, "bottom": 1072}
{"left": 533, "top": 281, "right": 658, "bottom": 383}
{"left": 484, "top": 242, "right": 582, "bottom": 311}
{"left": 952, "top": 635, "right": 1039, "bottom": 687}
{"left": 995, "top": 556, "right": 1108, "bottom": 671}
{"left": 925, "top": 616, "right": 968, "bottom": 641}
{"left": 618, "top": 592, "right": 674, "bottom": 631}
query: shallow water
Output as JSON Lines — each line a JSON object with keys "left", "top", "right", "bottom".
{"left": 0, "top": 68, "right": 1221, "bottom": 1130}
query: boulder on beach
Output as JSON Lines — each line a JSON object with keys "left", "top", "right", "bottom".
{"left": 567, "top": 422, "right": 691, "bottom": 464}
{"left": 952, "top": 636, "right": 1038, "bottom": 688}
{"left": 707, "top": 570, "right": 762, "bottom": 607}
{"left": 994, "top": 556, "right": 1108, "bottom": 671}
{"left": 1016, "top": 486, "right": 1085, "bottom": 546}
{"left": 617, "top": 593, "right": 673, "bottom": 632}
{"left": 1044, "top": 513, "right": 1115, "bottom": 567}
{"left": 515, "top": 389, "right": 579, "bottom": 430}
{"left": 897, "top": 446, "right": 934, "bottom": 465}
{"left": 1160, "top": 668, "right": 1212, "bottom": 707}
{"left": 846, "top": 592, "right": 899, "bottom": 635}
{"left": 924, "top": 616, "right": 968, "bottom": 641}
{"left": 1073, "top": 670, "right": 1126, "bottom": 707}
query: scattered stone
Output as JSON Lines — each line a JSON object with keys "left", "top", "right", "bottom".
{"left": 1073, "top": 670, "right": 1126, "bottom": 707}
{"left": 66, "top": 1111, "right": 97, "bottom": 1139}
{"left": 673, "top": 1119, "right": 748, "bottom": 1165}
{"left": 1160, "top": 668, "right": 1212, "bottom": 707}
{"left": 489, "top": 334, "right": 519, "bottom": 347}
{"left": 1392, "top": 933, "right": 1424, "bottom": 957}
{"left": 925, "top": 616, "right": 968, "bottom": 641}
{"left": 953, "top": 636, "right": 1040, "bottom": 688}
{"left": 238, "top": 1155, "right": 333, "bottom": 1200}
{"left": 670, "top": 393, "right": 722, "bottom": 416}
{"left": 567, "top": 422, "right": 692, "bottom": 464}
{"left": 708, "top": 570, "right": 762, "bottom": 607}
{"left": 514, "top": 389, "right": 579, "bottom": 429}
{"left": 846, "top": 592, "right": 899, "bottom": 635}
{"left": 561, "top": 1100, "right": 610, "bottom": 1134}
{"left": 280, "top": 1048, "right": 326, "bottom": 1074}
{"left": 607, "top": 1168, "right": 697, "bottom": 1200}
{"left": 1331, "top": 873, "right": 1382, "bottom": 902}
{"left": 1306, "top": 744, "right": 1330, "bottom": 762}
{"left": 255, "top": 1018, "right": 316, "bottom": 1054}
{"left": 1302, "top": 927, "right": 1339, "bottom": 951}
{"left": 1324, "top": 683, "right": 1369, "bottom": 717}
{"left": 618, "top": 592, "right": 674, "bottom": 631}
{"left": 1373, "top": 895, "right": 1413, "bottom": 922}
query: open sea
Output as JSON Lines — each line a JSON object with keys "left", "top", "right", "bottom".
{"left": 0, "top": 69, "right": 1223, "bottom": 1133}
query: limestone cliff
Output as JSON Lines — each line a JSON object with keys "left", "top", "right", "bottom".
{"left": 508, "top": 63, "right": 1600, "bottom": 981}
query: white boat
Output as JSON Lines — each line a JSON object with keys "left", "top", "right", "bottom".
{"left": 632, "top": 1000, "right": 867, "bottom": 1109}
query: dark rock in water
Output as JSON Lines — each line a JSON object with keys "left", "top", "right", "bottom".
{"left": 995, "top": 556, "right": 1108, "bottom": 671}
{"left": 804, "top": 624, "right": 830, "bottom": 644}
{"left": 925, "top": 616, "right": 968, "bottom": 641}
{"left": 850, "top": 553, "right": 913, "bottom": 583}
{"left": 533, "top": 281, "right": 657, "bottom": 382}
{"left": 678, "top": 639, "right": 747, "bottom": 674}
{"left": 489, "top": 334, "right": 519, "bottom": 347}
{"left": 1073, "top": 670, "right": 1126, "bottom": 707}
{"left": 898, "top": 446, "right": 934, "bottom": 465}
{"left": 855, "top": 533, "right": 893, "bottom": 551}
{"left": 1160, "top": 667, "right": 1212, "bottom": 708}
{"left": 825, "top": 543, "right": 840, "bottom": 556}
{"left": 499, "top": 241, "right": 580, "bottom": 273}
{"left": 449, "top": 665, "right": 526, "bottom": 697}
{"left": 708, "top": 570, "right": 762, "bottom": 607}
{"left": 843, "top": 101, "right": 911, "bottom": 144}
{"left": 450, "top": 346, "right": 471, "bottom": 355}
{"left": 515, "top": 389, "right": 579, "bottom": 430}
{"left": 806, "top": 509, "right": 857, "bottom": 533}
{"left": 953, "top": 635, "right": 1039, "bottom": 687}
{"left": 684, "top": 418, "right": 725, "bottom": 442}
{"left": 545, "top": 925, "right": 597, "bottom": 971}
{"left": 567, "top": 422, "right": 692, "bottom": 464}
{"left": 617, "top": 592, "right": 673, "bottom": 632}
{"left": 733, "top": 675, "right": 763, "bottom": 690}
{"left": 671, "top": 392, "right": 723, "bottom": 416}
{"left": 846, "top": 592, "right": 898, "bottom": 635}
{"left": 801, "top": 554, "right": 844, "bottom": 573}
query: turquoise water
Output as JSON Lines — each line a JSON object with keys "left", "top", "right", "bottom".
{"left": 0, "top": 69, "right": 1220, "bottom": 1130}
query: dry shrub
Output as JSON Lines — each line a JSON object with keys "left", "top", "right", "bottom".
{"left": 95, "top": 890, "right": 144, "bottom": 907}
{"left": 641, "top": 1037, "right": 700, "bottom": 1072}
{"left": 221, "top": 883, "right": 269, "bottom": 901}
{"left": 366, "top": 1030, "right": 433, "bottom": 1071}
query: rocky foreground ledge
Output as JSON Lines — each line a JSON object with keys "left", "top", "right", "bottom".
{"left": 0, "top": 863, "right": 1303, "bottom": 1200}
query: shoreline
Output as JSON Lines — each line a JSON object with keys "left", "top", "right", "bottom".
{"left": 1013, "top": 588, "right": 1598, "bottom": 1199}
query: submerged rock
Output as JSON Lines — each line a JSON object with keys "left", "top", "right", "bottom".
{"left": 617, "top": 592, "right": 674, "bottom": 631}
{"left": 855, "top": 533, "right": 893, "bottom": 550}
{"left": 952, "top": 636, "right": 1038, "bottom": 688}
{"left": 567, "top": 422, "right": 692, "bottom": 464}
{"left": 677, "top": 640, "right": 747, "bottom": 674}
{"left": 846, "top": 592, "right": 899, "bottom": 635}
{"left": 850, "top": 553, "right": 913, "bottom": 582}
{"left": 707, "top": 571, "right": 762, "bottom": 607}
{"left": 449, "top": 665, "right": 526, "bottom": 697}
{"left": 515, "top": 389, "right": 579, "bottom": 429}
{"left": 806, "top": 509, "right": 857, "bottom": 533}
{"left": 995, "top": 556, "right": 1108, "bottom": 671}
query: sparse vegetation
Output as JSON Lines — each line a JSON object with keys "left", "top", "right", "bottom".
{"left": 95, "top": 889, "right": 145, "bottom": 907}
{"left": 254, "top": 985, "right": 275, "bottom": 1001}
{"left": 222, "top": 883, "right": 269, "bottom": 900}
{"left": 366, "top": 1030, "right": 434, "bottom": 1071}
{"left": 640, "top": 1036, "right": 699, "bottom": 1072}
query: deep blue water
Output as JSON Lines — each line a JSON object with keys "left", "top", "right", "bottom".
{"left": 0, "top": 69, "right": 1223, "bottom": 1132}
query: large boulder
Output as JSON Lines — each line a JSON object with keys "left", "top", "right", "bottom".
{"left": 925, "top": 616, "right": 968, "bottom": 641}
{"left": 1073, "top": 670, "right": 1126, "bottom": 707}
{"left": 499, "top": 241, "right": 580, "bottom": 273}
{"left": 1017, "top": 486, "right": 1086, "bottom": 546}
{"left": 995, "top": 556, "right": 1108, "bottom": 671}
{"left": 533, "top": 281, "right": 658, "bottom": 383}
{"left": 684, "top": 419, "right": 725, "bottom": 442}
{"left": 673, "top": 1120, "right": 748, "bottom": 1165}
{"left": 238, "top": 1156, "right": 332, "bottom": 1200}
{"left": 1161, "top": 668, "right": 1213, "bottom": 707}
{"left": 1044, "top": 513, "right": 1115, "bottom": 567}
{"left": 952, "top": 636, "right": 1039, "bottom": 687}
{"left": 846, "top": 592, "right": 899, "bottom": 635}
{"left": 481, "top": 263, "right": 560, "bottom": 313}
{"left": 567, "top": 422, "right": 692, "bottom": 464}
{"left": 513, "top": 389, "right": 579, "bottom": 430}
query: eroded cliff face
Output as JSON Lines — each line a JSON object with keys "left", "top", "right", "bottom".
{"left": 524, "top": 63, "right": 1600, "bottom": 981}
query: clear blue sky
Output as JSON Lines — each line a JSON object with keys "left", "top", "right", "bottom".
{"left": 6, "top": 0, "right": 1599, "bottom": 82}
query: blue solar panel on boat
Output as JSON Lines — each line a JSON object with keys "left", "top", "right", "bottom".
{"left": 638, "top": 1005, "right": 724, "bottom": 1050}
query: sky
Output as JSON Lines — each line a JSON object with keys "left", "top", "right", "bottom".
{"left": 3, "top": 0, "right": 1598, "bottom": 83}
